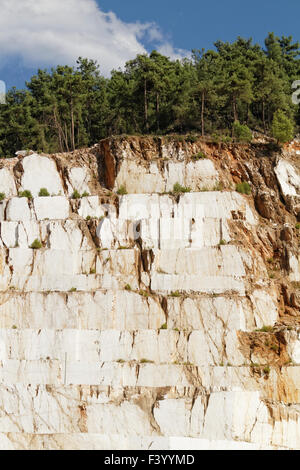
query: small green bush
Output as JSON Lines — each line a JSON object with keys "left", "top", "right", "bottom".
{"left": 139, "top": 290, "right": 149, "bottom": 298}
{"left": 272, "top": 110, "right": 294, "bottom": 144}
{"left": 117, "top": 185, "right": 128, "bottom": 195}
{"left": 71, "top": 190, "right": 81, "bottom": 199}
{"left": 186, "top": 134, "right": 198, "bottom": 143}
{"left": 82, "top": 191, "right": 90, "bottom": 197}
{"left": 256, "top": 325, "right": 273, "bottom": 333}
{"left": 171, "top": 291, "right": 181, "bottom": 297}
{"left": 296, "top": 223, "right": 300, "bottom": 230}
{"left": 233, "top": 120, "right": 252, "bottom": 143}
{"left": 211, "top": 133, "right": 220, "bottom": 144}
{"left": 213, "top": 182, "right": 224, "bottom": 191}
{"left": 30, "top": 239, "right": 42, "bottom": 249}
{"left": 0, "top": 192, "right": 5, "bottom": 201}
{"left": 160, "top": 323, "right": 167, "bottom": 330}
{"left": 125, "top": 284, "right": 132, "bottom": 291}
{"left": 236, "top": 181, "right": 251, "bottom": 195}
{"left": 192, "top": 151, "right": 206, "bottom": 160}
{"left": 69, "top": 287, "right": 77, "bottom": 292}
{"left": 172, "top": 182, "right": 191, "bottom": 194}
{"left": 19, "top": 190, "right": 33, "bottom": 199}
{"left": 221, "top": 135, "right": 233, "bottom": 144}
{"left": 39, "top": 188, "right": 50, "bottom": 197}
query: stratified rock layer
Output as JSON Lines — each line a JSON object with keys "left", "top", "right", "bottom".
{"left": 0, "top": 138, "right": 299, "bottom": 449}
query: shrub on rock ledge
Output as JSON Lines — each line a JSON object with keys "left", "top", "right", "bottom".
{"left": 117, "top": 185, "right": 127, "bottom": 195}
{"left": 236, "top": 181, "right": 251, "bottom": 195}
{"left": 30, "top": 239, "right": 42, "bottom": 249}
{"left": 19, "top": 190, "right": 33, "bottom": 199}
{"left": 39, "top": 188, "right": 50, "bottom": 197}
{"left": 172, "top": 183, "right": 191, "bottom": 194}
{"left": 71, "top": 190, "right": 81, "bottom": 199}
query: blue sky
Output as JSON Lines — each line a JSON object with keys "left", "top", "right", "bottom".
{"left": 0, "top": 0, "right": 299, "bottom": 89}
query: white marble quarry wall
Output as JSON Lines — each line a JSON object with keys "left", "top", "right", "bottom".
{"left": 114, "top": 159, "right": 219, "bottom": 194}
{"left": 0, "top": 151, "right": 297, "bottom": 450}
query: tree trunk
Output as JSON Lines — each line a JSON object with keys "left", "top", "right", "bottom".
{"left": 232, "top": 95, "right": 238, "bottom": 122}
{"left": 156, "top": 92, "right": 160, "bottom": 132}
{"left": 70, "top": 98, "right": 75, "bottom": 151}
{"left": 144, "top": 78, "right": 149, "bottom": 132}
{"left": 262, "top": 100, "right": 266, "bottom": 134}
{"left": 201, "top": 90, "right": 205, "bottom": 137}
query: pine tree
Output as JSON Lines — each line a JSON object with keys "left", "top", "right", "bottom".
{"left": 272, "top": 110, "right": 294, "bottom": 143}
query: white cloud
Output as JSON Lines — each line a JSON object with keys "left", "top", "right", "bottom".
{"left": 0, "top": 0, "right": 189, "bottom": 76}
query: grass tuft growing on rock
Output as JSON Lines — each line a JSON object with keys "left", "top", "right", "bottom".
{"left": 172, "top": 182, "right": 191, "bottom": 194}
{"left": 39, "top": 188, "right": 50, "bottom": 197}
{"left": 19, "top": 190, "right": 33, "bottom": 199}
{"left": 71, "top": 190, "right": 81, "bottom": 199}
{"left": 30, "top": 239, "right": 42, "bottom": 249}
{"left": 191, "top": 151, "right": 206, "bottom": 160}
{"left": 170, "top": 291, "right": 181, "bottom": 297}
{"left": 0, "top": 192, "right": 6, "bottom": 201}
{"left": 236, "top": 181, "right": 251, "bottom": 195}
{"left": 255, "top": 325, "right": 274, "bottom": 333}
{"left": 117, "top": 185, "right": 127, "bottom": 195}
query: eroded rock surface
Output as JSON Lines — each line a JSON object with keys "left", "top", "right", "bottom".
{"left": 0, "top": 137, "right": 299, "bottom": 449}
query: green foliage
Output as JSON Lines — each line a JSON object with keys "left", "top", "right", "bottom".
{"left": 160, "top": 323, "right": 168, "bottom": 330}
{"left": 71, "top": 190, "right": 81, "bottom": 199}
{"left": 186, "top": 134, "right": 199, "bottom": 143}
{"left": 191, "top": 151, "right": 206, "bottom": 160}
{"left": 69, "top": 287, "right": 77, "bottom": 292}
{"left": 82, "top": 191, "right": 90, "bottom": 197}
{"left": 139, "top": 290, "right": 149, "bottom": 298}
{"left": 256, "top": 325, "right": 274, "bottom": 333}
{"left": 271, "top": 110, "right": 294, "bottom": 143}
{"left": 233, "top": 121, "right": 252, "bottom": 143}
{"left": 0, "top": 33, "right": 299, "bottom": 156}
{"left": 296, "top": 223, "right": 300, "bottom": 230}
{"left": 38, "top": 188, "right": 50, "bottom": 197}
{"left": 117, "top": 185, "right": 128, "bottom": 195}
{"left": 30, "top": 239, "right": 42, "bottom": 249}
{"left": 0, "top": 192, "right": 5, "bottom": 201}
{"left": 172, "top": 183, "right": 191, "bottom": 194}
{"left": 236, "top": 181, "right": 251, "bottom": 195}
{"left": 171, "top": 291, "right": 181, "bottom": 297}
{"left": 19, "top": 190, "right": 33, "bottom": 199}
{"left": 125, "top": 284, "right": 132, "bottom": 291}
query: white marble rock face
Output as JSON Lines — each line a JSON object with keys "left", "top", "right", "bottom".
{"left": 0, "top": 151, "right": 298, "bottom": 450}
